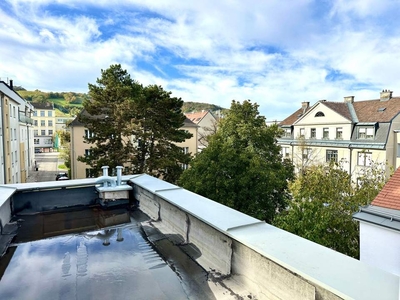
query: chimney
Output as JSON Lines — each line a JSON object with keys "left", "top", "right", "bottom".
{"left": 301, "top": 101, "right": 309, "bottom": 113}
{"left": 344, "top": 96, "right": 354, "bottom": 103}
{"left": 380, "top": 89, "right": 392, "bottom": 101}
{"left": 9, "top": 79, "right": 13, "bottom": 90}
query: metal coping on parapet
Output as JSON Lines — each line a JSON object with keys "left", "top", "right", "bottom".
{"left": 226, "top": 220, "right": 265, "bottom": 232}
{"left": 154, "top": 187, "right": 183, "bottom": 193}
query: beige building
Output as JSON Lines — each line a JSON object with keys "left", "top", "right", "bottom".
{"left": 185, "top": 110, "right": 218, "bottom": 151}
{"left": 70, "top": 116, "right": 198, "bottom": 179}
{"left": 278, "top": 90, "right": 400, "bottom": 181}
{"left": 32, "top": 102, "right": 56, "bottom": 153}
{"left": 0, "top": 80, "right": 34, "bottom": 184}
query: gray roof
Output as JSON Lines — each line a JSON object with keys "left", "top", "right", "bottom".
{"left": 353, "top": 205, "right": 400, "bottom": 231}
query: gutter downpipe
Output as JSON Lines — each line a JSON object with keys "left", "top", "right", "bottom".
{"left": 348, "top": 144, "right": 352, "bottom": 181}
{"left": 1, "top": 95, "right": 7, "bottom": 183}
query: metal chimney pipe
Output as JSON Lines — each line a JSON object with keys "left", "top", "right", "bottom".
{"left": 102, "top": 166, "right": 109, "bottom": 177}
{"left": 116, "top": 166, "right": 123, "bottom": 186}
{"left": 116, "top": 228, "right": 124, "bottom": 242}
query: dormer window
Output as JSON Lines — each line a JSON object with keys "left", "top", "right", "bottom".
{"left": 315, "top": 111, "right": 325, "bottom": 117}
{"left": 358, "top": 127, "right": 374, "bottom": 139}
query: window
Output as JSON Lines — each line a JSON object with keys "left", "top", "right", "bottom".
{"left": 41, "top": 120, "right": 45, "bottom": 126}
{"left": 181, "top": 147, "right": 189, "bottom": 170}
{"left": 336, "top": 127, "right": 343, "bottom": 139}
{"left": 48, "top": 130, "right": 53, "bottom": 135}
{"left": 315, "top": 111, "right": 325, "bottom": 117}
{"left": 397, "top": 144, "right": 400, "bottom": 157}
{"left": 40, "top": 111, "right": 45, "bottom": 117}
{"left": 326, "top": 150, "right": 338, "bottom": 162}
{"left": 358, "top": 127, "right": 374, "bottom": 139}
{"left": 13, "top": 107, "right": 16, "bottom": 118}
{"left": 48, "top": 111, "right": 52, "bottom": 117}
{"left": 323, "top": 128, "right": 329, "bottom": 139}
{"left": 14, "top": 129, "right": 16, "bottom": 140}
{"left": 310, "top": 128, "right": 316, "bottom": 139}
{"left": 41, "top": 130, "right": 46, "bottom": 135}
{"left": 283, "top": 128, "right": 291, "bottom": 138}
{"left": 15, "top": 150, "right": 17, "bottom": 162}
{"left": 357, "top": 152, "right": 372, "bottom": 166}
{"left": 299, "top": 128, "right": 305, "bottom": 138}
{"left": 34, "top": 130, "right": 38, "bottom": 136}
{"left": 86, "top": 168, "right": 95, "bottom": 178}
{"left": 84, "top": 129, "right": 94, "bottom": 138}
{"left": 85, "top": 149, "right": 91, "bottom": 156}
{"left": 34, "top": 120, "right": 38, "bottom": 126}
{"left": 33, "top": 111, "right": 37, "bottom": 116}
{"left": 302, "top": 148, "right": 312, "bottom": 160}
{"left": 48, "top": 120, "right": 53, "bottom": 126}
{"left": 281, "top": 147, "right": 290, "bottom": 158}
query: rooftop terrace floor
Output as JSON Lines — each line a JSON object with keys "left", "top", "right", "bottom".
{"left": 0, "top": 206, "right": 221, "bottom": 300}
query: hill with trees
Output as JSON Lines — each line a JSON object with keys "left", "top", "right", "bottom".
{"left": 17, "top": 89, "right": 225, "bottom": 117}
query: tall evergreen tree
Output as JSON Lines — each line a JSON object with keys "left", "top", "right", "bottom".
{"left": 78, "top": 64, "right": 192, "bottom": 182}
{"left": 179, "top": 100, "right": 294, "bottom": 222}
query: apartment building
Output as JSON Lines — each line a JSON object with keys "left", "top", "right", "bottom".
{"left": 69, "top": 113, "right": 198, "bottom": 179}
{"left": 278, "top": 90, "right": 400, "bottom": 180}
{"left": 55, "top": 116, "right": 75, "bottom": 131}
{"left": 185, "top": 110, "right": 218, "bottom": 151}
{"left": 0, "top": 80, "right": 34, "bottom": 184}
{"left": 31, "top": 102, "right": 56, "bottom": 153}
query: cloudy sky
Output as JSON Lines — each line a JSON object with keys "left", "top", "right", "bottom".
{"left": 1, "top": 0, "right": 400, "bottom": 120}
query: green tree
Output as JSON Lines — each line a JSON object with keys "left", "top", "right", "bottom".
{"left": 179, "top": 100, "right": 294, "bottom": 222}
{"left": 78, "top": 64, "right": 192, "bottom": 183}
{"left": 126, "top": 84, "right": 193, "bottom": 183}
{"left": 273, "top": 161, "right": 389, "bottom": 258}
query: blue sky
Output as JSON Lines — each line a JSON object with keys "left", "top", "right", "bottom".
{"left": 1, "top": 0, "right": 400, "bottom": 120}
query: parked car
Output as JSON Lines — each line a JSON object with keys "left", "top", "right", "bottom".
{"left": 35, "top": 148, "right": 42, "bottom": 153}
{"left": 56, "top": 172, "right": 69, "bottom": 181}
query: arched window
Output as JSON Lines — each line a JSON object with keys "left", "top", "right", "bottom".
{"left": 315, "top": 111, "right": 325, "bottom": 117}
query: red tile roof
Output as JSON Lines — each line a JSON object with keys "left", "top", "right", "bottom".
{"left": 185, "top": 111, "right": 208, "bottom": 124}
{"left": 279, "top": 107, "right": 310, "bottom": 126}
{"left": 371, "top": 167, "right": 400, "bottom": 210}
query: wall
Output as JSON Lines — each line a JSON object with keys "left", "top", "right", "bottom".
{"left": 132, "top": 174, "right": 400, "bottom": 300}
{"left": 360, "top": 221, "right": 400, "bottom": 276}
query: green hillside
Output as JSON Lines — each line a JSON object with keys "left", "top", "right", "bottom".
{"left": 17, "top": 90, "right": 226, "bottom": 116}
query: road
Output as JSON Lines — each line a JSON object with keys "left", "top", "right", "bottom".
{"left": 26, "top": 152, "right": 62, "bottom": 182}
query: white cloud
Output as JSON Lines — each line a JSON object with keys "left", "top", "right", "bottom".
{"left": 1, "top": 0, "right": 400, "bottom": 120}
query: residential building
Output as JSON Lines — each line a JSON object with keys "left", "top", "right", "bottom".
{"left": 31, "top": 102, "right": 56, "bottom": 153}
{"left": 69, "top": 113, "right": 198, "bottom": 179}
{"left": 353, "top": 166, "right": 400, "bottom": 276}
{"left": 278, "top": 90, "right": 400, "bottom": 180}
{"left": 0, "top": 80, "right": 34, "bottom": 184}
{"left": 55, "top": 116, "right": 75, "bottom": 131}
{"left": 185, "top": 110, "right": 218, "bottom": 151}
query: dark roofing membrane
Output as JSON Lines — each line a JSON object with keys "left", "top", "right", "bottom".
{"left": 0, "top": 207, "right": 214, "bottom": 300}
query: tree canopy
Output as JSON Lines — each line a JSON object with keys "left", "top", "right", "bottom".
{"left": 77, "top": 64, "right": 192, "bottom": 183}
{"left": 179, "top": 100, "right": 294, "bottom": 223}
{"left": 273, "top": 161, "right": 389, "bottom": 258}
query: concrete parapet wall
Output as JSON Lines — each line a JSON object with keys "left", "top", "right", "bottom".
{"left": 131, "top": 174, "right": 400, "bottom": 300}
{"left": 232, "top": 240, "right": 316, "bottom": 300}
{"left": 188, "top": 214, "right": 232, "bottom": 274}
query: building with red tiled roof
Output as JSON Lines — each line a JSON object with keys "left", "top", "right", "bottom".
{"left": 278, "top": 90, "right": 400, "bottom": 180}
{"left": 353, "top": 167, "right": 400, "bottom": 276}
{"left": 185, "top": 110, "right": 218, "bottom": 151}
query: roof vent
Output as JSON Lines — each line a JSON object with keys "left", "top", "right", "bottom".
{"left": 378, "top": 107, "right": 386, "bottom": 112}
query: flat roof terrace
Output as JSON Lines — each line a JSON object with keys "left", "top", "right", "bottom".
{"left": 0, "top": 176, "right": 399, "bottom": 299}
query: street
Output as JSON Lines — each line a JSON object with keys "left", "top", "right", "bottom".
{"left": 26, "top": 152, "right": 63, "bottom": 183}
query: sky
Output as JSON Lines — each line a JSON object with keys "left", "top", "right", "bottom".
{"left": 1, "top": 0, "right": 400, "bottom": 121}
